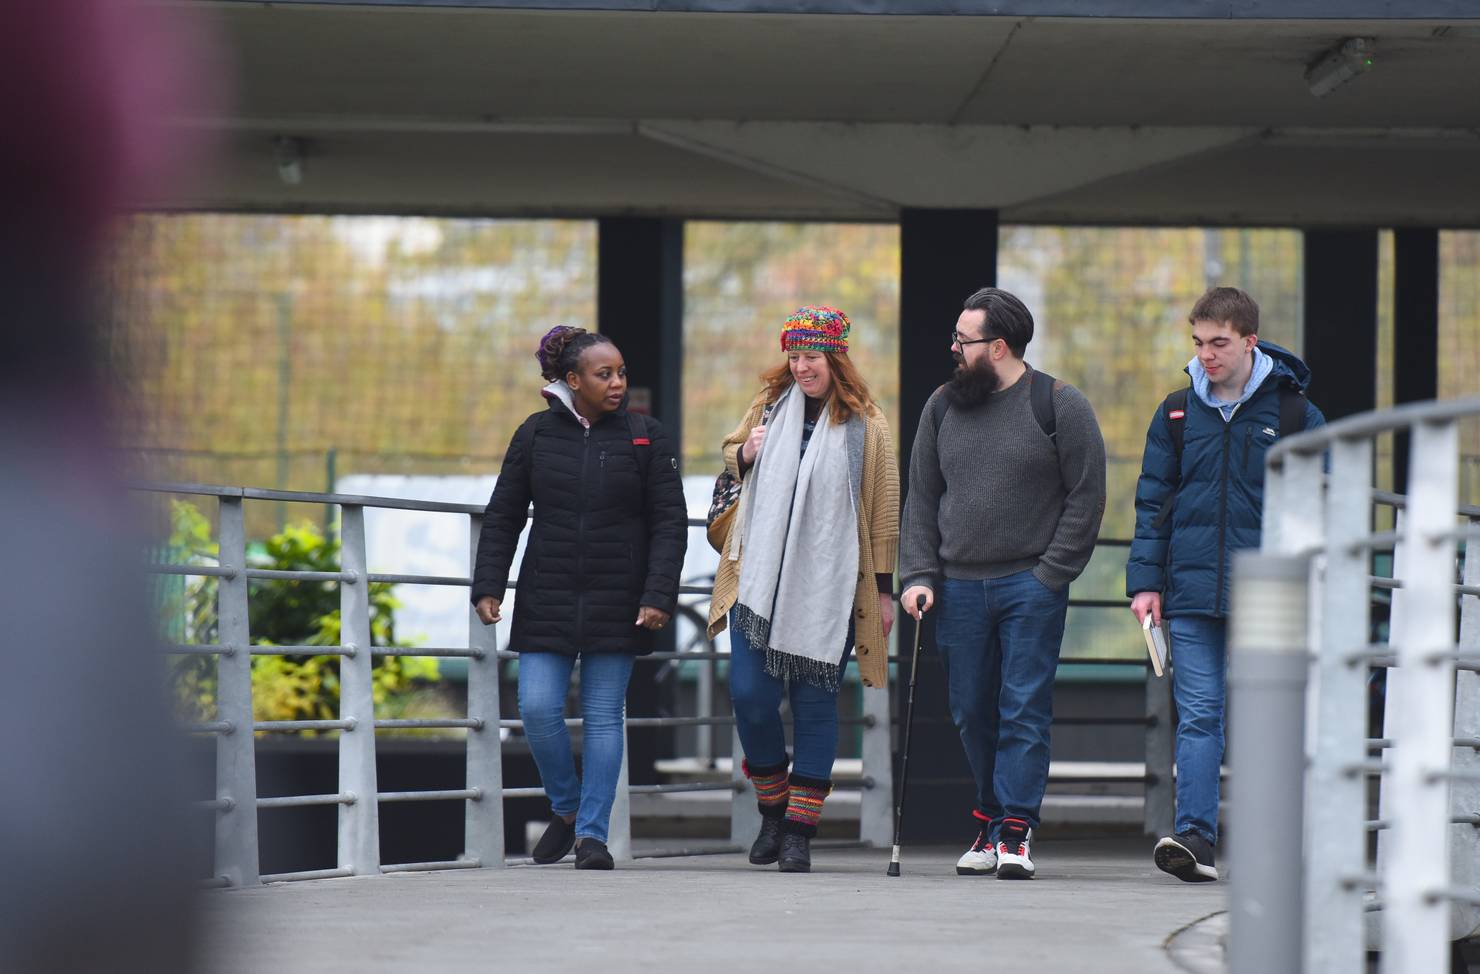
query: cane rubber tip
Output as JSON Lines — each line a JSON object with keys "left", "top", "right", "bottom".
{"left": 886, "top": 862, "right": 901, "bottom": 877}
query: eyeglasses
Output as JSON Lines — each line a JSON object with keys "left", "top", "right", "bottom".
{"left": 951, "top": 330, "right": 999, "bottom": 348}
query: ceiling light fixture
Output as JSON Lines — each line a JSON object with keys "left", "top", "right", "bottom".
{"left": 1305, "top": 37, "right": 1376, "bottom": 98}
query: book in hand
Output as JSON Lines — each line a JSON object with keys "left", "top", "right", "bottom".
{"left": 1142, "top": 615, "right": 1169, "bottom": 678}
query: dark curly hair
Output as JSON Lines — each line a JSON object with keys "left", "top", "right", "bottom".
{"left": 535, "top": 325, "right": 613, "bottom": 383}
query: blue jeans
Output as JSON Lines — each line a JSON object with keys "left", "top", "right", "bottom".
{"left": 728, "top": 611, "right": 852, "bottom": 781}
{"left": 517, "top": 651, "right": 635, "bottom": 845}
{"left": 934, "top": 571, "right": 1069, "bottom": 834}
{"left": 1167, "top": 614, "right": 1227, "bottom": 845}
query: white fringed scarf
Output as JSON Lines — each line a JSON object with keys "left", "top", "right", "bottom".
{"left": 731, "top": 385, "right": 859, "bottom": 690}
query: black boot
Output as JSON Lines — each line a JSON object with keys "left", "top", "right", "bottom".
{"left": 778, "top": 831, "right": 812, "bottom": 873}
{"left": 743, "top": 756, "right": 791, "bottom": 866}
{"left": 749, "top": 811, "right": 785, "bottom": 865}
{"left": 776, "top": 773, "right": 828, "bottom": 874}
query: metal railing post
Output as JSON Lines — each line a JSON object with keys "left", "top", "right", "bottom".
{"left": 608, "top": 721, "right": 634, "bottom": 862}
{"left": 464, "top": 513, "right": 504, "bottom": 868}
{"left": 1261, "top": 457, "right": 1286, "bottom": 551}
{"left": 337, "top": 504, "right": 381, "bottom": 875}
{"left": 1228, "top": 552, "right": 1309, "bottom": 974}
{"left": 858, "top": 685, "right": 893, "bottom": 846}
{"left": 730, "top": 726, "right": 758, "bottom": 845}
{"left": 1279, "top": 450, "right": 1326, "bottom": 763}
{"left": 1305, "top": 435, "right": 1372, "bottom": 974}
{"left": 1452, "top": 516, "right": 1480, "bottom": 941}
{"left": 1142, "top": 673, "right": 1174, "bottom": 838}
{"left": 215, "top": 496, "right": 260, "bottom": 887}
{"left": 1382, "top": 419, "right": 1459, "bottom": 974}
{"left": 1374, "top": 506, "right": 1407, "bottom": 884}
{"left": 1276, "top": 451, "right": 1326, "bottom": 557}
{"left": 695, "top": 639, "right": 715, "bottom": 766}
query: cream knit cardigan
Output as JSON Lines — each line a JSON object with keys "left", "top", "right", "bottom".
{"left": 707, "top": 390, "right": 900, "bottom": 689}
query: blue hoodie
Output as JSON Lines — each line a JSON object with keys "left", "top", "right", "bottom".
{"left": 1189, "top": 346, "right": 1274, "bottom": 421}
{"left": 1126, "top": 341, "right": 1326, "bottom": 618}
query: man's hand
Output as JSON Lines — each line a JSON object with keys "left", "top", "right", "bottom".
{"left": 475, "top": 596, "right": 501, "bottom": 626}
{"left": 636, "top": 606, "right": 671, "bottom": 631}
{"left": 739, "top": 425, "right": 767, "bottom": 466}
{"left": 901, "top": 585, "right": 934, "bottom": 621}
{"left": 1130, "top": 591, "right": 1162, "bottom": 627}
{"left": 878, "top": 592, "right": 895, "bottom": 639}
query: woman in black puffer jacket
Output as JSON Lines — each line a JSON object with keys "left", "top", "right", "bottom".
{"left": 472, "top": 326, "right": 687, "bottom": 870}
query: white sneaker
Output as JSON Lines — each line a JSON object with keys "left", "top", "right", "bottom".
{"left": 956, "top": 829, "right": 998, "bottom": 875}
{"left": 995, "top": 819, "right": 1035, "bottom": 879}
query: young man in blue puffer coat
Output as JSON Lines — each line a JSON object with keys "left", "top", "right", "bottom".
{"left": 1127, "top": 286, "right": 1325, "bottom": 883}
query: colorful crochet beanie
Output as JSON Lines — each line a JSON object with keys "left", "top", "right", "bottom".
{"left": 780, "top": 306, "right": 850, "bottom": 354}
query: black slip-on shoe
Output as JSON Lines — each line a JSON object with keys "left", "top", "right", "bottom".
{"left": 574, "top": 839, "right": 615, "bottom": 870}
{"left": 531, "top": 816, "right": 576, "bottom": 864}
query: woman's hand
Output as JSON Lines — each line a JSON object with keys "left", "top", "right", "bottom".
{"left": 739, "top": 424, "right": 767, "bottom": 465}
{"left": 878, "top": 592, "right": 895, "bottom": 639}
{"left": 636, "top": 606, "right": 671, "bottom": 631}
{"left": 475, "top": 596, "right": 502, "bottom": 626}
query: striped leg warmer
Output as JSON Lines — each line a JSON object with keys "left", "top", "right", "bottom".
{"left": 744, "top": 758, "right": 790, "bottom": 818}
{"left": 782, "top": 773, "right": 833, "bottom": 838}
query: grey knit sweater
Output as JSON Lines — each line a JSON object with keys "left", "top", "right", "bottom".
{"left": 900, "top": 367, "right": 1107, "bottom": 593}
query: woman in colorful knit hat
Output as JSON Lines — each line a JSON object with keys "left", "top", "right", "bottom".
{"left": 707, "top": 306, "right": 900, "bottom": 872}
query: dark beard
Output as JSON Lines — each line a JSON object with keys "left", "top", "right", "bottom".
{"left": 944, "top": 355, "right": 1001, "bottom": 409}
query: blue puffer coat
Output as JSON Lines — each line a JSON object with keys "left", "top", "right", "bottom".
{"left": 1126, "top": 342, "right": 1325, "bottom": 618}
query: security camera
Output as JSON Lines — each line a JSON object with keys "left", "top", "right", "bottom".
{"left": 1305, "top": 37, "right": 1375, "bottom": 97}
{"left": 274, "top": 136, "right": 304, "bottom": 186}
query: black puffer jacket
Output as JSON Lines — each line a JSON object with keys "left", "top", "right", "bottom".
{"left": 471, "top": 389, "right": 688, "bottom": 655}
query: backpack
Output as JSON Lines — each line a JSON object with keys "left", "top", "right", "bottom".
{"left": 1149, "top": 384, "right": 1308, "bottom": 530}
{"left": 930, "top": 367, "right": 1059, "bottom": 444}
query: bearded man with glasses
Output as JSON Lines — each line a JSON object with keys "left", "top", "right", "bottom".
{"left": 900, "top": 286, "right": 1107, "bottom": 880}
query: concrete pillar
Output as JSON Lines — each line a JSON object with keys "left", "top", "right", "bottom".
{"left": 896, "top": 207, "right": 998, "bottom": 842}
{"left": 1392, "top": 228, "right": 1439, "bottom": 492}
{"left": 597, "top": 216, "right": 685, "bottom": 785}
{"left": 597, "top": 217, "right": 685, "bottom": 442}
{"left": 1302, "top": 229, "right": 1379, "bottom": 422}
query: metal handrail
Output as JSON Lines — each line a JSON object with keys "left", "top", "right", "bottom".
{"left": 1266, "top": 395, "right": 1480, "bottom": 465}
{"left": 141, "top": 478, "right": 1169, "bottom": 891}
{"left": 1372, "top": 488, "right": 1480, "bottom": 518}
{"left": 1240, "top": 397, "right": 1480, "bottom": 974}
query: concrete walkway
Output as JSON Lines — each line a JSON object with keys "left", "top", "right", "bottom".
{"left": 200, "top": 837, "right": 1226, "bottom": 974}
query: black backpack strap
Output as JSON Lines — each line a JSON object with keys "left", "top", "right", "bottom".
{"left": 1278, "top": 386, "right": 1308, "bottom": 438}
{"left": 1162, "top": 387, "right": 1190, "bottom": 462}
{"left": 930, "top": 371, "right": 1057, "bottom": 448}
{"left": 929, "top": 384, "right": 950, "bottom": 432}
{"left": 928, "top": 385, "right": 951, "bottom": 480}
{"left": 1150, "top": 388, "right": 1190, "bottom": 531}
{"left": 1029, "top": 368, "right": 1057, "bottom": 440}
{"left": 626, "top": 411, "right": 652, "bottom": 492}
